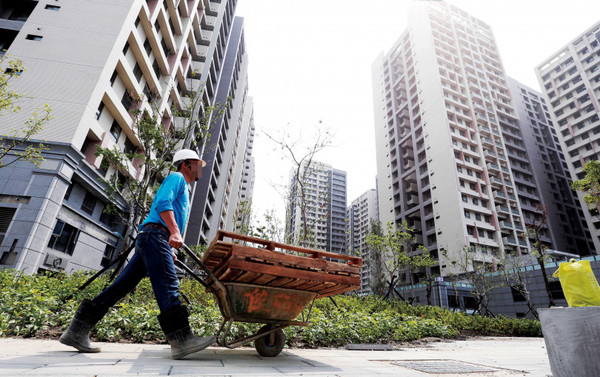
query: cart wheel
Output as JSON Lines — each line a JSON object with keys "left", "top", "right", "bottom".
{"left": 255, "top": 325, "right": 285, "bottom": 357}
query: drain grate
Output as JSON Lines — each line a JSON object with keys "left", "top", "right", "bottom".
{"left": 347, "top": 344, "right": 394, "bottom": 351}
{"left": 392, "top": 359, "right": 497, "bottom": 374}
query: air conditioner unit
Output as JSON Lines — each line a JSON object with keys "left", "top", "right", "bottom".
{"left": 44, "top": 254, "right": 68, "bottom": 269}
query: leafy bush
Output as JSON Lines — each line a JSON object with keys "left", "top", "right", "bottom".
{"left": 0, "top": 269, "right": 541, "bottom": 347}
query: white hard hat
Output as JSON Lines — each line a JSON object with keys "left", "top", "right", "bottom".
{"left": 172, "top": 149, "right": 206, "bottom": 167}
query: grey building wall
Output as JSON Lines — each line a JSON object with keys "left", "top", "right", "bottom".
{"left": 507, "top": 77, "right": 593, "bottom": 255}
{"left": 397, "top": 255, "right": 600, "bottom": 320}
{"left": 0, "top": 0, "right": 250, "bottom": 274}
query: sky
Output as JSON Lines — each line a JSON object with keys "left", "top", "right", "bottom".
{"left": 235, "top": 0, "right": 600, "bottom": 225}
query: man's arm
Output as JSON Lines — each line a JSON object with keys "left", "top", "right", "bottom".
{"left": 160, "top": 210, "right": 183, "bottom": 249}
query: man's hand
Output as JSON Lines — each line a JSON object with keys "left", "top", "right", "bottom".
{"left": 168, "top": 232, "right": 184, "bottom": 249}
{"left": 172, "top": 250, "right": 178, "bottom": 262}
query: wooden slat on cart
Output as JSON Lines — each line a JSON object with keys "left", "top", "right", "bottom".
{"left": 202, "top": 230, "right": 361, "bottom": 298}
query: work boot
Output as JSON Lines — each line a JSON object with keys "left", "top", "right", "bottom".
{"left": 157, "top": 305, "right": 215, "bottom": 360}
{"left": 59, "top": 299, "right": 106, "bottom": 353}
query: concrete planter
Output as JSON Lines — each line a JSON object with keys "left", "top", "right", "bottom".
{"left": 538, "top": 307, "right": 600, "bottom": 377}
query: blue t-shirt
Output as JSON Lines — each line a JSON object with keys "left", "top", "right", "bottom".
{"left": 140, "top": 172, "right": 190, "bottom": 234}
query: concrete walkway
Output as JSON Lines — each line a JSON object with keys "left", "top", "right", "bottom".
{"left": 0, "top": 337, "right": 551, "bottom": 376}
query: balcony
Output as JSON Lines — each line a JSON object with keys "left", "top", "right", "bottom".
{"left": 493, "top": 191, "right": 507, "bottom": 200}
{"left": 487, "top": 162, "right": 500, "bottom": 172}
{"left": 496, "top": 205, "right": 509, "bottom": 215}
{"left": 503, "top": 236, "right": 518, "bottom": 246}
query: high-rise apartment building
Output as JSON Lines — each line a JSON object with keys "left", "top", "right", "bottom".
{"left": 0, "top": 0, "right": 253, "bottom": 274}
{"left": 373, "top": 2, "right": 532, "bottom": 277}
{"left": 507, "top": 78, "right": 593, "bottom": 255}
{"left": 346, "top": 188, "right": 378, "bottom": 293}
{"left": 286, "top": 161, "right": 347, "bottom": 254}
{"left": 535, "top": 21, "right": 600, "bottom": 252}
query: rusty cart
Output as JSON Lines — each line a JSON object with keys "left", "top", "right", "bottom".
{"left": 175, "top": 230, "right": 362, "bottom": 357}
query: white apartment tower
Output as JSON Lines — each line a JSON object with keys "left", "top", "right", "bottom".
{"left": 535, "top": 21, "right": 600, "bottom": 253}
{"left": 286, "top": 161, "right": 347, "bottom": 254}
{"left": 0, "top": 0, "right": 254, "bottom": 273}
{"left": 346, "top": 188, "right": 379, "bottom": 293}
{"left": 373, "top": 2, "right": 530, "bottom": 277}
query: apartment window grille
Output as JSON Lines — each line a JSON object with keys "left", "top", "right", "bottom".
{"left": 47, "top": 220, "right": 79, "bottom": 256}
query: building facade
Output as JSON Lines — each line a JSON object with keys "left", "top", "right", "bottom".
{"left": 346, "top": 188, "right": 379, "bottom": 294}
{"left": 285, "top": 161, "right": 347, "bottom": 254}
{"left": 373, "top": 1, "right": 533, "bottom": 278}
{"left": 0, "top": 0, "right": 253, "bottom": 274}
{"left": 535, "top": 21, "right": 600, "bottom": 253}
{"left": 507, "top": 78, "right": 593, "bottom": 255}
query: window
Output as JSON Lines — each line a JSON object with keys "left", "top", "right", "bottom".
{"left": 95, "top": 102, "right": 104, "bottom": 120}
{"left": 45, "top": 5, "right": 61, "bottom": 11}
{"left": 123, "top": 41, "right": 130, "bottom": 55}
{"left": 461, "top": 195, "right": 468, "bottom": 203}
{"left": 4, "top": 67, "right": 22, "bottom": 76}
{"left": 121, "top": 91, "right": 133, "bottom": 110}
{"left": 133, "top": 62, "right": 143, "bottom": 82}
{"left": 101, "top": 244, "right": 116, "bottom": 267}
{"left": 124, "top": 138, "right": 136, "bottom": 157}
{"left": 144, "top": 38, "right": 152, "bottom": 56}
{"left": 110, "top": 121, "right": 121, "bottom": 141}
{"left": 64, "top": 183, "right": 74, "bottom": 200}
{"left": 511, "top": 286, "right": 526, "bottom": 302}
{"left": 152, "top": 59, "right": 161, "bottom": 78}
{"left": 110, "top": 70, "right": 118, "bottom": 86}
{"left": 464, "top": 210, "right": 471, "bottom": 218}
{"left": 47, "top": 220, "right": 79, "bottom": 256}
{"left": 0, "top": 207, "right": 16, "bottom": 246}
{"left": 81, "top": 192, "right": 97, "bottom": 215}
{"left": 26, "top": 34, "right": 43, "bottom": 41}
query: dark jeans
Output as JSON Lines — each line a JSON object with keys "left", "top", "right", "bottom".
{"left": 92, "top": 226, "right": 182, "bottom": 314}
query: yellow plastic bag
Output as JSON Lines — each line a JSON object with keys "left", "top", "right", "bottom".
{"left": 553, "top": 259, "right": 600, "bottom": 307}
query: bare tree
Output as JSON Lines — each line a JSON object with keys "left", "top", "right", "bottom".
{"left": 499, "top": 252, "right": 538, "bottom": 319}
{"left": 444, "top": 246, "right": 502, "bottom": 317}
{"left": 526, "top": 205, "right": 556, "bottom": 307}
{"left": 263, "top": 122, "right": 333, "bottom": 247}
{"left": 366, "top": 220, "right": 430, "bottom": 302}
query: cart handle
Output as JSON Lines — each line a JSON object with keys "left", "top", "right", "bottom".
{"left": 212, "top": 230, "right": 362, "bottom": 267}
{"left": 179, "top": 243, "right": 228, "bottom": 294}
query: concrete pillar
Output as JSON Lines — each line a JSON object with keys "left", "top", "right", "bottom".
{"left": 538, "top": 307, "right": 600, "bottom": 377}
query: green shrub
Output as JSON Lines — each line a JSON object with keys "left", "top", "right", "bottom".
{"left": 0, "top": 269, "right": 541, "bottom": 347}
